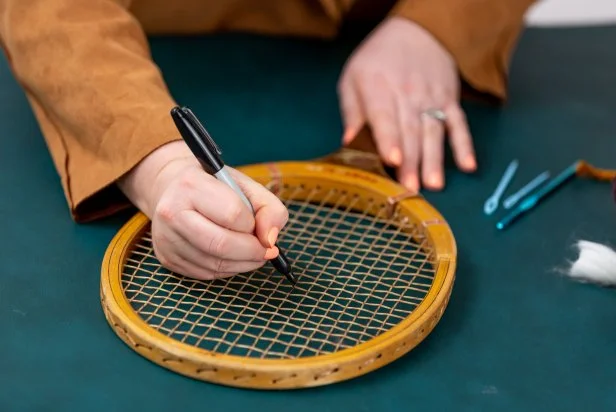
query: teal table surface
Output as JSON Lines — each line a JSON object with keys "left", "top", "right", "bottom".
{"left": 1, "top": 25, "right": 615, "bottom": 411}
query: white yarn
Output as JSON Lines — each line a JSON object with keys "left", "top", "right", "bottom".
{"left": 565, "top": 240, "right": 616, "bottom": 286}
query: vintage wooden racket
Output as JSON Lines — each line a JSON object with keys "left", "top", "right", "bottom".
{"left": 100, "top": 125, "right": 457, "bottom": 389}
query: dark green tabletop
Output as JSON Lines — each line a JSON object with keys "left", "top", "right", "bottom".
{"left": 1, "top": 25, "right": 615, "bottom": 411}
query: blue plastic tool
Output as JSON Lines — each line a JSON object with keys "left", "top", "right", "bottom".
{"left": 496, "top": 162, "right": 578, "bottom": 230}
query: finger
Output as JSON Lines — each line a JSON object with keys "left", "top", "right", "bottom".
{"left": 228, "top": 167, "right": 290, "bottom": 248}
{"left": 172, "top": 210, "right": 278, "bottom": 262}
{"left": 396, "top": 97, "right": 422, "bottom": 192}
{"left": 420, "top": 114, "right": 446, "bottom": 190}
{"left": 151, "top": 222, "right": 227, "bottom": 279}
{"left": 162, "top": 254, "right": 257, "bottom": 281}
{"left": 180, "top": 167, "right": 256, "bottom": 234}
{"left": 153, "top": 217, "right": 275, "bottom": 279}
{"left": 445, "top": 103, "right": 476, "bottom": 172}
{"left": 337, "top": 75, "right": 365, "bottom": 144}
{"left": 360, "top": 77, "right": 402, "bottom": 166}
{"left": 164, "top": 234, "right": 271, "bottom": 277}
{"left": 169, "top": 258, "right": 236, "bottom": 281}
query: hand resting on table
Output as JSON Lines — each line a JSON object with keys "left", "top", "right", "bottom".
{"left": 338, "top": 16, "right": 478, "bottom": 192}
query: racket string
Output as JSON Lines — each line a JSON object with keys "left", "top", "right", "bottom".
{"left": 273, "top": 188, "right": 367, "bottom": 353}
{"left": 326, "top": 214, "right": 417, "bottom": 353}
{"left": 212, "top": 184, "right": 312, "bottom": 356}
{"left": 246, "top": 184, "right": 343, "bottom": 357}
{"left": 121, "top": 184, "right": 437, "bottom": 359}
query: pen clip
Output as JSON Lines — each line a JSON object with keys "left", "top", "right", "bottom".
{"left": 181, "top": 107, "right": 222, "bottom": 156}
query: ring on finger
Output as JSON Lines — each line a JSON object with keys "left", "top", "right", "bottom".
{"left": 420, "top": 109, "right": 445, "bottom": 137}
{"left": 421, "top": 108, "right": 447, "bottom": 122}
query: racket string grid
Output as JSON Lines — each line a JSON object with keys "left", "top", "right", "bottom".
{"left": 121, "top": 184, "right": 437, "bottom": 360}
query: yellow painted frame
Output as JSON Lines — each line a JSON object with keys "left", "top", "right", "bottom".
{"left": 100, "top": 159, "right": 457, "bottom": 389}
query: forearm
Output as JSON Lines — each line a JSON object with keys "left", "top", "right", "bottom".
{"left": 0, "top": 0, "right": 180, "bottom": 221}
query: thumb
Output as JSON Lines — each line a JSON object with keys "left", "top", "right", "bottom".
{"left": 338, "top": 74, "right": 365, "bottom": 145}
{"left": 228, "top": 167, "right": 289, "bottom": 249}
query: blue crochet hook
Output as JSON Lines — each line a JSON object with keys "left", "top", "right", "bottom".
{"left": 496, "top": 161, "right": 578, "bottom": 230}
{"left": 503, "top": 170, "right": 551, "bottom": 209}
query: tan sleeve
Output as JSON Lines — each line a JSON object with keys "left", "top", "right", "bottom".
{"left": 0, "top": 0, "right": 180, "bottom": 222}
{"left": 389, "top": 0, "right": 536, "bottom": 102}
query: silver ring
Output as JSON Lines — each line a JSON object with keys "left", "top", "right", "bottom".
{"left": 421, "top": 108, "right": 447, "bottom": 121}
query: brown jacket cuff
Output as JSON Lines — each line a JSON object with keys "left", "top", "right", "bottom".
{"left": 389, "top": 0, "right": 535, "bottom": 103}
{"left": 68, "top": 105, "right": 181, "bottom": 222}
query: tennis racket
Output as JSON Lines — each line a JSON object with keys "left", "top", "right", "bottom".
{"left": 100, "top": 125, "right": 457, "bottom": 389}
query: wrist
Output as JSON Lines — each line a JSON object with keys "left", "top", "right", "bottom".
{"left": 117, "top": 140, "right": 195, "bottom": 217}
{"left": 385, "top": 16, "right": 455, "bottom": 65}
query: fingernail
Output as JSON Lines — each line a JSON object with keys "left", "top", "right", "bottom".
{"left": 465, "top": 155, "right": 477, "bottom": 171}
{"left": 267, "top": 227, "right": 279, "bottom": 248}
{"left": 429, "top": 174, "right": 443, "bottom": 189}
{"left": 403, "top": 176, "right": 419, "bottom": 192}
{"left": 263, "top": 246, "right": 279, "bottom": 260}
{"left": 342, "top": 128, "right": 356, "bottom": 144}
{"left": 389, "top": 148, "right": 402, "bottom": 166}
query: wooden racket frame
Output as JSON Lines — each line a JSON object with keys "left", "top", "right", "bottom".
{"left": 100, "top": 127, "right": 457, "bottom": 389}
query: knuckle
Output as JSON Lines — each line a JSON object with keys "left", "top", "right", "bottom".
{"left": 203, "top": 268, "right": 230, "bottom": 280}
{"left": 357, "top": 68, "right": 384, "bottom": 87}
{"left": 223, "top": 201, "right": 245, "bottom": 227}
{"left": 153, "top": 245, "right": 173, "bottom": 270}
{"left": 201, "top": 272, "right": 218, "bottom": 280}
{"left": 151, "top": 236, "right": 178, "bottom": 270}
{"left": 369, "top": 109, "right": 397, "bottom": 131}
{"left": 401, "top": 80, "right": 416, "bottom": 95}
{"left": 402, "top": 73, "right": 425, "bottom": 95}
{"left": 430, "top": 85, "right": 451, "bottom": 103}
{"left": 178, "top": 170, "right": 197, "bottom": 190}
{"left": 208, "top": 233, "right": 229, "bottom": 257}
{"left": 431, "top": 94, "right": 447, "bottom": 107}
{"left": 214, "top": 258, "right": 227, "bottom": 275}
{"left": 202, "top": 256, "right": 227, "bottom": 276}
{"left": 280, "top": 206, "right": 290, "bottom": 225}
{"left": 191, "top": 270, "right": 217, "bottom": 281}
{"left": 408, "top": 92, "right": 428, "bottom": 108}
{"left": 269, "top": 199, "right": 289, "bottom": 225}
{"left": 158, "top": 254, "right": 173, "bottom": 270}
{"left": 154, "top": 200, "right": 176, "bottom": 224}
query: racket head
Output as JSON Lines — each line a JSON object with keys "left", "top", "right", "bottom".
{"left": 100, "top": 160, "right": 456, "bottom": 389}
